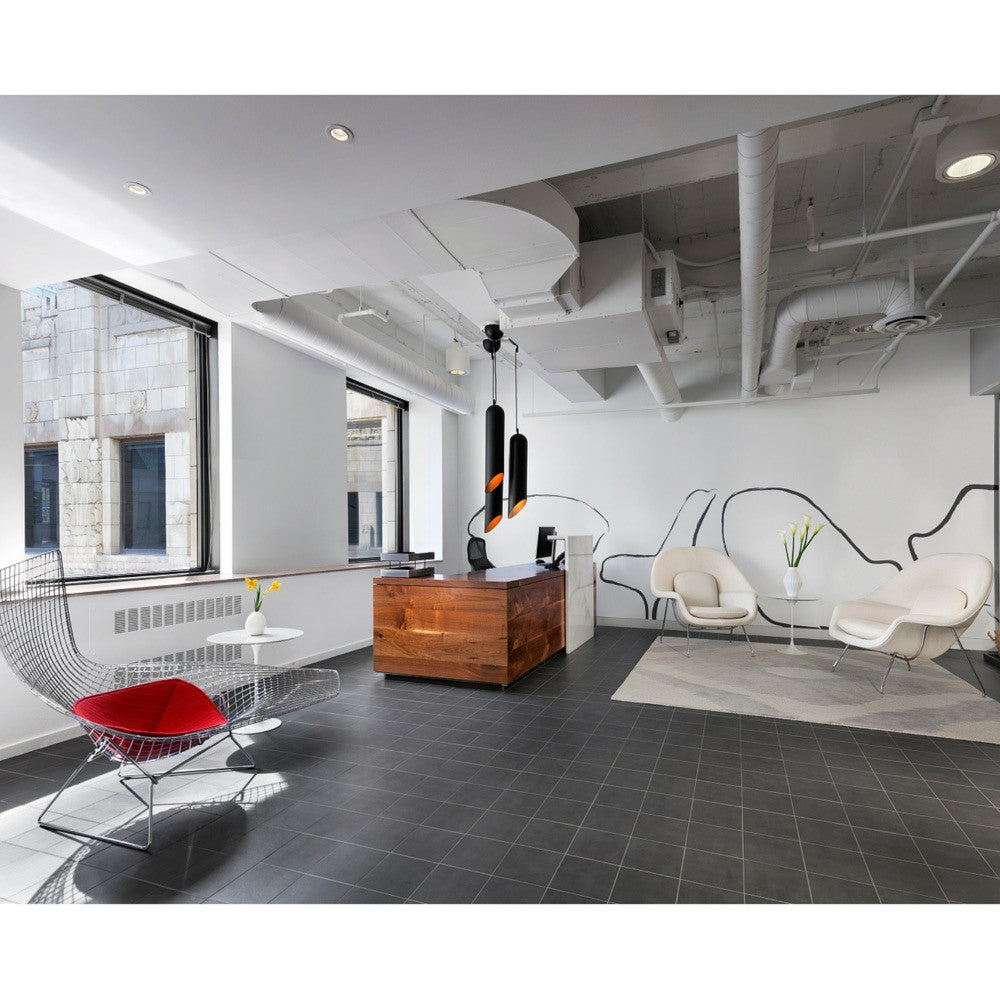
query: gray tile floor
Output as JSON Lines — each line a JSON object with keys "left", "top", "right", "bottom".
{"left": 3, "top": 626, "right": 1000, "bottom": 903}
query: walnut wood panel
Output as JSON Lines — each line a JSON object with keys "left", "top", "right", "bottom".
{"left": 373, "top": 568, "right": 565, "bottom": 686}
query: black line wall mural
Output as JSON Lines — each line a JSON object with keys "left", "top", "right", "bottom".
{"left": 465, "top": 481, "right": 996, "bottom": 633}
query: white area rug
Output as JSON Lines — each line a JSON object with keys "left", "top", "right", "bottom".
{"left": 612, "top": 638, "right": 1000, "bottom": 744}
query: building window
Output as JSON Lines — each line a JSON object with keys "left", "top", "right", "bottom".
{"left": 346, "top": 380, "right": 406, "bottom": 560}
{"left": 25, "top": 446, "right": 59, "bottom": 550}
{"left": 121, "top": 438, "right": 167, "bottom": 552}
{"left": 20, "top": 276, "right": 216, "bottom": 579}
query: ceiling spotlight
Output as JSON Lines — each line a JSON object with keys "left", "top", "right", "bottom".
{"left": 445, "top": 341, "right": 470, "bottom": 376}
{"left": 124, "top": 182, "right": 151, "bottom": 196}
{"left": 935, "top": 116, "right": 1000, "bottom": 183}
{"left": 327, "top": 124, "right": 354, "bottom": 143}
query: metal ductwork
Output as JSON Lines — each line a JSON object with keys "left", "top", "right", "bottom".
{"left": 251, "top": 298, "right": 476, "bottom": 415}
{"left": 737, "top": 128, "right": 780, "bottom": 399}
{"left": 637, "top": 354, "right": 684, "bottom": 422}
{"left": 759, "top": 276, "right": 940, "bottom": 393}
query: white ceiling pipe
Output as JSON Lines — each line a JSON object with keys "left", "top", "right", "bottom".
{"left": 808, "top": 210, "right": 998, "bottom": 253}
{"left": 637, "top": 357, "right": 685, "bottom": 422}
{"left": 737, "top": 127, "right": 780, "bottom": 399}
{"left": 251, "top": 298, "right": 475, "bottom": 415}
{"left": 760, "top": 277, "right": 914, "bottom": 392}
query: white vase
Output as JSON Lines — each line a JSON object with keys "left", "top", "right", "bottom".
{"left": 783, "top": 566, "right": 802, "bottom": 598}
{"left": 245, "top": 610, "right": 267, "bottom": 636}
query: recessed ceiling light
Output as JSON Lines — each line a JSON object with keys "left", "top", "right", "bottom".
{"left": 124, "top": 181, "right": 151, "bottom": 196}
{"left": 935, "top": 116, "right": 1000, "bottom": 183}
{"left": 943, "top": 153, "right": 997, "bottom": 180}
{"left": 327, "top": 124, "right": 354, "bottom": 143}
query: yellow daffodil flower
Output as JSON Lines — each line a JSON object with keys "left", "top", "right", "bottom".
{"left": 245, "top": 577, "right": 259, "bottom": 591}
{"left": 266, "top": 580, "right": 281, "bottom": 594}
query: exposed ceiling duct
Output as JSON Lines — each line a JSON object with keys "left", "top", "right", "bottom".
{"left": 637, "top": 354, "right": 685, "bottom": 421}
{"left": 737, "top": 127, "right": 780, "bottom": 399}
{"left": 251, "top": 297, "right": 475, "bottom": 415}
{"left": 759, "top": 276, "right": 940, "bottom": 393}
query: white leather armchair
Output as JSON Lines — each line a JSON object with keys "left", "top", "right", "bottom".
{"left": 828, "top": 552, "right": 993, "bottom": 694}
{"left": 650, "top": 546, "right": 759, "bottom": 656}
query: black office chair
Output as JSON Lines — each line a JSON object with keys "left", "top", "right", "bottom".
{"left": 467, "top": 536, "right": 494, "bottom": 571}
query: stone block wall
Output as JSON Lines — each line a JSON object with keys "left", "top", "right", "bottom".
{"left": 21, "top": 283, "right": 198, "bottom": 575}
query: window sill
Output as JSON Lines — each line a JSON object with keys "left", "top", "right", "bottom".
{"left": 63, "top": 560, "right": 442, "bottom": 596}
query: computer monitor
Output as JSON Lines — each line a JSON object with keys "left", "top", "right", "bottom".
{"left": 535, "top": 526, "right": 556, "bottom": 562}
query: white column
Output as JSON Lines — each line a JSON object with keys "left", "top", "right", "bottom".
{"left": 564, "top": 534, "right": 595, "bottom": 653}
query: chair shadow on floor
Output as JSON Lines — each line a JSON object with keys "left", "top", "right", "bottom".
{"left": 26, "top": 756, "right": 287, "bottom": 904}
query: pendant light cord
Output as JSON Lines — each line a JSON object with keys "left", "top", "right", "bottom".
{"left": 512, "top": 340, "right": 520, "bottom": 433}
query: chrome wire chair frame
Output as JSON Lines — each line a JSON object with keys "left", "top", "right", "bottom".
{"left": 37, "top": 729, "right": 257, "bottom": 851}
{"left": 658, "top": 598, "right": 755, "bottom": 658}
{"left": 830, "top": 623, "right": 988, "bottom": 696}
{"left": 0, "top": 551, "right": 342, "bottom": 851}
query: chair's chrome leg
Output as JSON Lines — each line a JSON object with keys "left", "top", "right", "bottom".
{"left": 905, "top": 657, "right": 912, "bottom": 671}
{"left": 38, "top": 748, "right": 154, "bottom": 852}
{"left": 685, "top": 625, "right": 691, "bottom": 658}
{"left": 878, "top": 654, "right": 897, "bottom": 694}
{"left": 39, "top": 730, "right": 259, "bottom": 853}
{"left": 741, "top": 626, "right": 756, "bottom": 657}
{"left": 831, "top": 644, "right": 850, "bottom": 672}
{"left": 659, "top": 599, "right": 669, "bottom": 643}
{"left": 729, "top": 628, "right": 734, "bottom": 643}
{"left": 953, "top": 629, "right": 988, "bottom": 697}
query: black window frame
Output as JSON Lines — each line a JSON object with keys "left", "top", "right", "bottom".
{"left": 25, "top": 275, "right": 217, "bottom": 583}
{"left": 346, "top": 378, "right": 407, "bottom": 563}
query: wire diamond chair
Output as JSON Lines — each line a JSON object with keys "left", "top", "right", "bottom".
{"left": 0, "top": 550, "right": 341, "bottom": 851}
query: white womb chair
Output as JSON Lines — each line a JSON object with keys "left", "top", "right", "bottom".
{"left": 650, "top": 546, "right": 759, "bottom": 656}
{"left": 828, "top": 552, "right": 992, "bottom": 694}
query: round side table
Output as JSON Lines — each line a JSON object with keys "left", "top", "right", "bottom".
{"left": 207, "top": 627, "right": 304, "bottom": 733}
{"left": 761, "top": 596, "right": 819, "bottom": 655}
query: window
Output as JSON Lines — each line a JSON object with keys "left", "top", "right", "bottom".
{"left": 346, "top": 381, "right": 406, "bottom": 560}
{"left": 121, "top": 438, "right": 166, "bottom": 552}
{"left": 25, "top": 446, "right": 59, "bottom": 550}
{"left": 20, "top": 277, "right": 216, "bottom": 579}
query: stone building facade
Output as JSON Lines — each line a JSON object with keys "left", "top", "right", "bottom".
{"left": 21, "top": 282, "right": 198, "bottom": 576}
{"left": 346, "top": 388, "right": 398, "bottom": 559}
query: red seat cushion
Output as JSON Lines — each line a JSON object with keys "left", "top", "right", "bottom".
{"left": 73, "top": 678, "right": 228, "bottom": 736}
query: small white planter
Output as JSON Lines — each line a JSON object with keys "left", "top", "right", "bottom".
{"left": 245, "top": 611, "right": 267, "bottom": 636}
{"left": 782, "top": 567, "right": 802, "bottom": 598}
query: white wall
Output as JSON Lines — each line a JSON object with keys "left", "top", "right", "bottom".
{"left": 229, "top": 324, "right": 347, "bottom": 573}
{"left": 454, "top": 330, "right": 995, "bottom": 647}
{"left": 0, "top": 285, "right": 89, "bottom": 755}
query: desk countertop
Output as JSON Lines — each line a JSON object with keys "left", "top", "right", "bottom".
{"left": 372, "top": 562, "right": 563, "bottom": 590}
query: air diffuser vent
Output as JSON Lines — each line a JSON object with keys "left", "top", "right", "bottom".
{"left": 114, "top": 594, "right": 243, "bottom": 635}
{"left": 872, "top": 307, "right": 941, "bottom": 335}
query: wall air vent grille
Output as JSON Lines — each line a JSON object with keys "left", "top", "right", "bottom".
{"left": 114, "top": 594, "right": 243, "bottom": 635}
{"left": 139, "top": 643, "right": 244, "bottom": 664}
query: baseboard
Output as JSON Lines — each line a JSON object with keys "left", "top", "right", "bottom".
{"left": 596, "top": 617, "right": 992, "bottom": 652}
{"left": 597, "top": 616, "right": 840, "bottom": 648}
{"left": 284, "top": 637, "right": 373, "bottom": 668}
{"left": 0, "top": 723, "right": 80, "bottom": 763}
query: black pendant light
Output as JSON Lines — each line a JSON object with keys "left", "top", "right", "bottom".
{"left": 507, "top": 339, "right": 527, "bottom": 517}
{"left": 483, "top": 323, "right": 505, "bottom": 532}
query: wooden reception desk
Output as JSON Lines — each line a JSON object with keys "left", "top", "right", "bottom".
{"left": 373, "top": 563, "right": 565, "bottom": 687}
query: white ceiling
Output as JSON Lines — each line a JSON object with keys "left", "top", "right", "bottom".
{"left": 7, "top": 93, "right": 1000, "bottom": 405}
{"left": 0, "top": 95, "right": 881, "bottom": 288}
